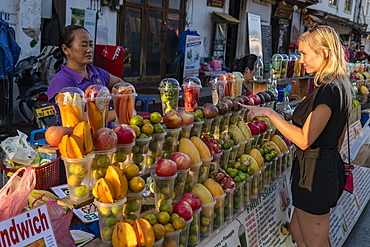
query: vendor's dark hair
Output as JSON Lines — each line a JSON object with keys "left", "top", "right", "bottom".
{"left": 232, "top": 54, "right": 257, "bottom": 73}
{"left": 54, "top": 25, "right": 89, "bottom": 72}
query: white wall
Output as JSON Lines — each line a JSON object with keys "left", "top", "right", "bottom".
{"left": 308, "top": 0, "right": 354, "bottom": 21}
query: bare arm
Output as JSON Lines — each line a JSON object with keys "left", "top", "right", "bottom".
{"left": 107, "top": 74, "right": 124, "bottom": 90}
{"left": 241, "top": 104, "right": 331, "bottom": 150}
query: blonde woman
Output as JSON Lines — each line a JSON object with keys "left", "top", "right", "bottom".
{"left": 241, "top": 25, "right": 352, "bottom": 246}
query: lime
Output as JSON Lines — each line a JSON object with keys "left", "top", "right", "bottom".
{"left": 194, "top": 110, "right": 204, "bottom": 119}
{"left": 68, "top": 174, "right": 82, "bottom": 187}
{"left": 239, "top": 165, "right": 248, "bottom": 173}
{"left": 130, "top": 115, "right": 144, "bottom": 127}
{"left": 127, "top": 214, "right": 138, "bottom": 220}
{"left": 141, "top": 123, "right": 154, "bottom": 136}
{"left": 173, "top": 217, "right": 186, "bottom": 230}
{"left": 152, "top": 223, "right": 165, "bottom": 240}
{"left": 200, "top": 216, "right": 210, "bottom": 226}
{"left": 164, "top": 223, "right": 175, "bottom": 233}
{"left": 96, "top": 155, "right": 110, "bottom": 168}
{"left": 150, "top": 112, "right": 162, "bottom": 124}
{"left": 190, "top": 224, "right": 198, "bottom": 234}
{"left": 98, "top": 206, "right": 111, "bottom": 217}
{"left": 146, "top": 155, "right": 156, "bottom": 165}
{"left": 162, "top": 152, "right": 172, "bottom": 159}
{"left": 159, "top": 200, "right": 173, "bottom": 214}
{"left": 143, "top": 213, "right": 158, "bottom": 225}
{"left": 189, "top": 234, "right": 198, "bottom": 243}
{"left": 104, "top": 215, "right": 117, "bottom": 227}
{"left": 129, "top": 200, "right": 140, "bottom": 212}
{"left": 130, "top": 124, "right": 141, "bottom": 136}
{"left": 233, "top": 161, "right": 241, "bottom": 169}
{"left": 170, "top": 213, "right": 180, "bottom": 223}
{"left": 233, "top": 175, "right": 242, "bottom": 183}
{"left": 111, "top": 205, "right": 123, "bottom": 214}
{"left": 227, "top": 132, "right": 234, "bottom": 139}
{"left": 74, "top": 185, "right": 88, "bottom": 197}
{"left": 74, "top": 164, "right": 88, "bottom": 177}
{"left": 270, "top": 150, "right": 278, "bottom": 158}
{"left": 263, "top": 146, "right": 271, "bottom": 154}
{"left": 132, "top": 153, "right": 144, "bottom": 163}
{"left": 157, "top": 212, "right": 171, "bottom": 224}
{"left": 113, "top": 151, "right": 127, "bottom": 162}
{"left": 264, "top": 153, "right": 273, "bottom": 162}
{"left": 222, "top": 142, "right": 231, "bottom": 150}
{"left": 101, "top": 227, "right": 113, "bottom": 240}
{"left": 247, "top": 166, "right": 255, "bottom": 175}
{"left": 153, "top": 123, "right": 164, "bottom": 134}
{"left": 258, "top": 148, "right": 265, "bottom": 156}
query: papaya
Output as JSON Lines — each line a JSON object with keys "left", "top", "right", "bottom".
{"left": 249, "top": 148, "right": 264, "bottom": 168}
{"left": 228, "top": 125, "right": 245, "bottom": 142}
{"left": 190, "top": 136, "right": 212, "bottom": 159}
{"left": 178, "top": 138, "right": 201, "bottom": 164}
{"left": 271, "top": 135, "right": 288, "bottom": 153}
{"left": 203, "top": 178, "right": 225, "bottom": 208}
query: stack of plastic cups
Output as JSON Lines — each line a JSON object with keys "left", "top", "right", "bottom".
{"left": 151, "top": 172, "right": 178, "bottom": 211}
{"left": 183, "top": 76, "right": 202, "bottom": 112}
{"left": 264, "top": 161, "right": 272, "bottom": 189}
{"left": 198, "top": 158, "right": 213, "bottom": 183}
{"left": 200, "top": 200, "right": 217, "bottom": 240}
{"left": 154, "top": 237, "right": 164, "bottom": 247}
{"left": 229, "top": 144, "right": 240, "bottom": 164}
{"left": 251, "top": 171, "right": 261, "bottom": 201}
{"left": 133, "top": 136, "right": 152, "bottom": 175}
{"left": 281, "top": 151, "right": 289, "bottom": 174}
{"left": 220, "top": 147, "right": 232, "bottom": 170}
{"left": 112, "top": 82, "right": 137, "bottom": 125}
{"left": 201, "top": 118, "right": 214, "bottom": 136}
{"left": 173, "top": 168, "right": 190, "bottom": 203}
{"left": 123, "top": 191, "right": 144, "bottom": 219}
{"left": 230, "top": 110, "right": 241, "bottom": 124}
{"left": 224, "top": 188, "right": 235, "bottom": 223}
{"left": 95, "top": 197, "right": 127, "bottom": 244}
{"left": 244, "top": 175, "right": 253, "bottom": 208}
{"left": 258, "top": 166, "right": 266, "bottom": 196}
{"left": 162, "top": 128, "right": 182, "bottom": 155}
{"left": 234, "top": 181, "right": 245, "bottom": 213}
{"left": 244, "top": 137, "right": 254, "bottom": 154}
{"left": 180, "top": 124, "right": 193, "bottom": 139}
{"left": 270, "top": 157, "right": 277, "bottom": 184}
{"left": 258, "top": 131, "right": 267, "bottom": 146}
{"left": 236, "top": 140, "right": 247, "bottom": 159}
{"left": 209, "top": 74, "right": 227, "bottom": 105}
{"left": 91, "top": 148, "right": 116, "bottom": 186}
{"left": 164, "top": 229, "right": 182, "bottom": 247}
{"left": 112, "top": 142, "right": 135, "bottom": 169}
{"left": 188, "top": 208, "right": 202, "bottom": 246}
{"left": 184, "top": 162, "right": 202, "bottom": 193}
{"left": 158, "top": 78, "right": 181, "bottom": 114}
{"left": 147, "top": 132, "right": 167, "bottom": 173}
{"left": 62, "top": 153, "right": 95, "bottom": 201}
{"left": 213, "top": 193, "right": 226, "bottom": 229}
{"left": 85, "top": 85, "right": 111, "bottom": 135}
{"left": 219, "top": 112, "right": 231, "bottom": 133}
{"left": 191, "top": 121, "right": 204, "bottom": 138}
{"left": 179, "top": 218, "right": 194, "bottom": 247}
{"left": 56, "top": 87, "right": 86, "bottom": 129}
{"left": 209, "top": 152, "right": 222, "bottom": 176}
{"left": 275, "top": 154, "right": 283, "bottom": 178}
{"left": 210, "top": 115, "right": 223, "bottom": 138}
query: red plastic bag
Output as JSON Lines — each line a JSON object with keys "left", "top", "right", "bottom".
{"left": 32, "top": 194, "right": 75, "bottom": 247}
{"left": 0, "top": 167, "right": 36, "bottom": 221}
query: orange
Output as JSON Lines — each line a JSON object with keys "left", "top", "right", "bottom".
{"left": 143, "top": 213, "right": 158, "bottom": 225}
{"left": 152, "top": 223, "right": 166, "bottom": 240}
{"left": 143, "top": 119, "right": 151, "bottom": 124}
{"left": 122, "top": 164, "right": 140, "bottom": 180}
{"left": 163, "top": 239, "right": 176, "bottom": 247}
{"left": 141, "top": 123, "right": 154, "bottom": 136}
{"left": 130, "top": 115, "right": 144, "bottom": 127}
{"left": 159, "top": 200, "right": 173, "bottom": 214}
{"left": 150, "top": 112, "right": 162, "bottom": 124}
{"left": 157, "top": 212, "right": 171, "bottom": 225}
{"left": 163, "top": 223, "right": 175, "bottom": 233}
{"left": 170, "top": 213, "right": 180, "bottom": 223}
{"left": 128, "top": 176, "right": 146, "bottom": 192}
{"left": 130, "top": 124, "right": 141, "bottom": 136}
{"left": 173, "top": 217, "right": 186, "bottom": 230}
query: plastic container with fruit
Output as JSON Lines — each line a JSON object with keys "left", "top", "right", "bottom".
{"left": 123, "top": 191, "right": 144, "bottom": 219}
{"left": 251, "top": 171, "right": 261, "bottom": 200}
{"left": 184, "top": 162, "right": 202, "bottom": 193}
{"left": 200, "top": 200, "right": 217, "bottom": 239}
{"left": 164, "top": 229, "right": 182, "bottom": 247}
{"left": 294, "top": 55, "right": 301, "bottom": 77}
{"left": 132, "top": 136, "right": 152, "bottom": 175}
{"left": 62, "top": 153, "right": 95, "bottom": 201}
{"left": 271, "top": 54, "right": 283, "bottom": 79}
{"left": 263, "top": 161, "right": 272, "bottom": 188}
{"left": 95, "top": 197, "right": 127, "bottom": 244}
{"left": 112, "top": 143, "right": 135, "bottom": 169}
{"left": 210, "top": 115, "right": 223, "bottom": 138}
{"left": 183, "top": 76, "right": 202, "bottom": 111}
{"left": 91, "top": 148, "right": 116, "bottom": 186}
{"left": 232, "top": 72, "right": 244, "bottom": 98}
{"left": 209, "top": 73, "right": 227, "bottom": 105}
{"left": 233, "top": 180, "right": 245, "bottom": 213}
{"left": 210, "top": 152, "right": 222, "bottom": 174}
{"left": 223, "top": 72, "right": 234, "bottom": 98}
{"left": 236, "top": 140, "right": 247, "bottom": 159}
{"left": 220, "top": 147, "right": 232, "bottom": 170}
{"left": 251, "top": 134, "right": 260, "bottom": 148}
{"left": 281, "top": 151, "right": 289, "bottom": 174}
{"left": 180, "top": 124, "right": 193, "bottom": 139}
{"left": 275, "top": 154, "right": 283, "bottom": 178}
{"left": 200, "top": 118, "right": 214, "bottom": 136}
{"left": 179, "top": 218, "right": 194, "bottom": 247}
{"left": 188, "top": 208, "right": 202, "bottom": 246}
{"left": 239, "top": 108, "right": 247, "bottom": 121}
{"left": 56, "top": 87, "right": 86, "bottom": 129}
{"left": 269, "top": 157, "right": 277, "bottom": 183}
{"left": 287, "top": 55, "right": 296, "bottom": 78}
{"left": 258, "top": 131, "right": 267, "bottom": 146}
{"left": 147, "top": 132, "right": 167, "bottom": 171}
{"left": 229, "top": 110, "right": 241, "bottom": 124}
{"left": 244, "top": 175, "right": 253, "bottom": 207}
{"left": 162, "top": 127, "right": 182, "bottom": 154}
{"left": 244, "top": 137, "right": 254, "bottom": 154}
{"left": 190, "top": 120, "right": 204, "bottom": 138}
{"left": 153, "top": 237, "right": 164, "bottom": 247}
{"left": 173, "top": 168, "right": 190, "bottom": 203}
{"left": 264, "top": 128, "right": 273, "bottom": 142}
{"left": 229, "top": 144, "right": 240, "bottom": 164}
{"left": 258, "top": 166, "right": 265, "bottom": 196}
{"left": 213, "top": 193, "right": 226, "bottom": 229}
{"left": 224, "top": 187, "right": 235, "bottom": 223}
{"left": 280, "top": 54, "right": 289, "bottom": 79}
{"left": 219, "top": 112, "right": 231, "bottom": 133}
{"left": 151, "top": 172, "right": 178, "bottom": 211}
{"left": 287, "top": 145, "right": 295, "bottom": 169}
{"left": 158, "top": 78, "right": 181, "bottom": 114}
{"left": 198, "top": 158, "right": 213, "bottom": 183}
{"left": 112, "top": 82, "right": 137, "bottom": 125}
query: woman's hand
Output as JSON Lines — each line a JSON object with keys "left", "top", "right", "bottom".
{"left": 240, "top": 104, "right": 273, "bottom": 120}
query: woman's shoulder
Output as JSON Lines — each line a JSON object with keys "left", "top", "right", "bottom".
{"left": 87, "top": 64, "right": 109, "bottom": 75}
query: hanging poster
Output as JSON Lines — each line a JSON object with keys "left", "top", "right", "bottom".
{"left": 183, "top": 35, "right": 202, "bottom": 78}
{"left": 247, "top": 13, "right": 263, "bottom": 59}
{"left": 69, "top": 8, "right": 97, "bottom": 42}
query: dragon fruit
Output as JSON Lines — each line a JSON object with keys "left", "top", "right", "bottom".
{"left": 211, "top": 168, "right": 236, "bottom": 190}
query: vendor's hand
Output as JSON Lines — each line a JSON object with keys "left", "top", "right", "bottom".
{"left": 240, "top": 104, "right": 272, "bottom": 120}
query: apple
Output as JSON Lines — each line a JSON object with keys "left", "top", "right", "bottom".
{"left": 181, "top": 192, "right": 202, "bottom": 211}
{"left": 163, "top": 110, "right": 182, "bottom": 129}
{"left": 203, "top": 104, "right": 219, "bottom": 119}
{"left": 156, "top": 158, "right": 177, "bottom": 177}
{"left": 220, "top": 97, "right": 233, "bottom": 111}
{"left": 254, "top": 120, "right": 268, "bottom": 133}
{"left": 45, "top": 126, "right": 72, "bottom": 147}
{"left": 249, "top": 94, "right": 261, "bottom": 105}
{"left": 245, "top": 96, "right": 255, "bottom": 106}
{"left": 113, "top": 124, "right": 136, "bottom": 144}
{"left": 173, "top": 200, "right": 193, "bottom": 221}
{"left": 247, "top": 122, "right": 261, "bottom": 136}
{"left": 178, "top": 110, "right": 194, "bottom": 126}
{"left": 171, "top": 152, "right": 192, "bottom": 170}
{"left": 93, "top": 127, "right": 118, "bottom": 151}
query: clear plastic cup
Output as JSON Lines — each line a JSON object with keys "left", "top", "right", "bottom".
{"left": 234, "top": 181, "right": 245, "bottom": 213}
{"left": 162, "top": 128, "right": 182, "bottom": 154}
{"left": 239, "top": 108, "right": 247, "bottom": 122}
{"left": 251, "top": 171, "right": 261, "bottom": 200}
{"left": 229, "top": 144, "right": 239, "bottom": 164}
{"left": 264, "top": 161, "right": 272, "bottom": 188}
{"left": 200, "top": 200, "right": 217, "bottom": 239}
{"left": 153, "top": 237, "right": 164, "bottom": 247}
{"left": 173, "top": 168, "right": 190, "bottom": 203}
{"left": 179, "top": 218, "right": 193, "bottom": 247}
{"left": 210, "top": 115, "right": 222, "bottom": 138}
{"left": 56, "top": 87, "right": 86, "bottom": 129}
{"left": 287, "top": 145, "right": 295, "bottom": 169}
{"left": 270, "top": 127, "right": 277, "bottom": 137}
{"left": 213, "top": 193, "right": 226, "bottom": 229}
{"left": 264, "top": 129, "right": 273, "bottom": 142}
{"left": 251, "top": 134, "right": 260, "bottom": 148}
{"left": 244, "top": 175, "right": 253, "bottom": 207}
{"left": 94, "top": 197, "right": 127, "bottom": 244}
{"left": 151, "top": 172, "right": 177, "bottom": 211}
{"left": 224, "top": 188, "right": 235, "bottom": 223}
{"left": 184, "top": 162, "right": 202, "bottom": 193}
{"left": 112, "top": 82, "right": 137, "bottom": 125}
{"left": 258, "top": 131, "right": 267, "bottom": 146}
{"left": 281, "top": 151, "right": 289, "bottom": 174}
{"left": 244, "top": 137, "right": 254, "bottom": 154}
{"left": 275, "top": 154, "right": 283, "bottom": 178}
{"left": 86, "top": 96, "right": 111, "bottom": 135}
{"left": 209, "top": 74, "right": 227, "bottom": 105}
{"left": 180, "top": 124, "right": 193, "bottom": 139}
{"left": 219, "top": 112, "right": 231, "bottom": 133}
{"left": 123, "top": 191, "right": 144, "bottom": 219}
{"left": 188, "top": 208, "right": 202, "bottom": 246}
{"left": 236, "top": 140, "right": 247, "bottom": 159}
{"left": 201, "top": 118, "right": 214, "bottom": 136}
{"left": 148, "top": 132, "right": 167, "bottom": 171}
{"left": 230, "top": 110, "right": 241, "bottom": 124}
{"left": 112, "top": 143, "right": 135, "bottom": 169}
{"left": 209, "top": 152, "right": 222, "bottom": 175}
{"left": 198, "top": 158, "right": 213, "bottom": 183}
{"left": 159, "top": 88, "right": 181, "bottom": 113}
{"left": 220, "top": 147, "right": 232, "bottom": 170}
{"left": 133, "top": 136, "right": 152, "bottom": 175}
{"left": 190, "top": 121, "right": 204, "bottom": 138}
{"left": 164, "top": 229, "right": 182, "bottom": 247}
{"left": 62, "top": 153, "right": 95, "bottom": 201}
{"left": 270, "top": 158, "right": 277, "bottom": 184}
{"left": 91, "top": 148, "right": 116, "bottom": 186}
{"left": 183, "top": 77, "right": 202, "bottom": 111}
{"left": 258, "top": 166, "right": 265, "bottom": 195}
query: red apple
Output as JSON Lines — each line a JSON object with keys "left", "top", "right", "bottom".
{"left": 181, "top": 192, "right": 202, "bottom": 211}
{"left": 156, "top": 158, "right": 177, "bottom": 177}
{"left": 254, "top": 120, "right": 268, "bottom": 133}
{"left": 93, "top": 127, "right": 118, "bottom": 151}
{"left": 163, "top": 110, "right": 182, "bottom": 129}
{"left": 45, "top": 126, "right": 73, "bottom": 147}
{"left": 178, "top": 110, "right": 194, "bottom": 125}
{"left": 249, "top": 94, "right": 261, "bottom": 105}
{"left": 113, "top": 124, "right": 136, "bottom": 144}
{"left": 173, "top": 200, "right": 193, "bottom": 221}
{"left": 247, "top": 122, "right": 261, "bottom": 136}
{"left": 245, "top": 96, "right": 255, "bottom": 106}
{"left": 171, "top": 152, "right": 192, "bottom": 170}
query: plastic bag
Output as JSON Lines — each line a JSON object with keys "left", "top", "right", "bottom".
{"left": 32, "top": 194, "right": 75, "bottom": 247}
{"left": 0, "top": 167, "right": 36, "bottom": 221}
{"left": 0, "top": 130, "right": 37, "bottom": 166}
{"left": 350, "top": 118, "right": 370, "bottom": 167}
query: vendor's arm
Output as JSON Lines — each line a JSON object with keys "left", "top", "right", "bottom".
{"left": 107, "top": 74, "right": 124, "bottom": 90}
{"left": 241, "top": 104, "right": 331, "bottom": 150}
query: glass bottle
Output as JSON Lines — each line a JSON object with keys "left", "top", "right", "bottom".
{"left": 253, "top": 56, "right": 264, "bottom": 81}
{"left": 276, "top": 91, "right": 293, "bottom": 122}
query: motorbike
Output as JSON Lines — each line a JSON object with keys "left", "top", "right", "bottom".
{"left": 14, "top": 49, "right": 58, "bottom": 129}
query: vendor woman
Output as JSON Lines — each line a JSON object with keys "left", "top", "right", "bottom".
{"left": 232, "top": 54, "right": 258, "bottom": 95}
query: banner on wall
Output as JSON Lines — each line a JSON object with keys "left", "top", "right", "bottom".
{"left": 247, "top": 13, "right": 263, "bottom": 59}
{"left": 183, "top": 35, "right": 202, "bottom": 78}
{"left": 70, "top": 8, "right": 97, "bottom": 42}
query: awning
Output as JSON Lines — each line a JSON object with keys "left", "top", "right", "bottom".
{"left": 212, "top": 11, "right": 240, "bottom": 24}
